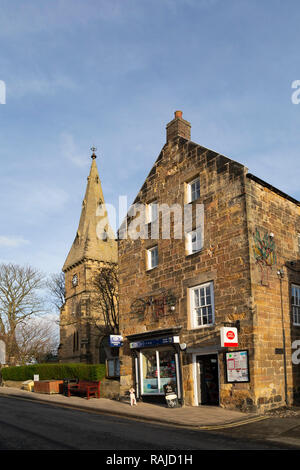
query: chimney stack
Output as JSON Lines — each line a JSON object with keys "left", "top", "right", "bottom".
{"left": 166, "top": 110, "right": 191, "bottom": 142}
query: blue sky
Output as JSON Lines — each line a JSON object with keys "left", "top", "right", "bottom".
{"left": 0, "top": 0, "right": 300, "bottom": 280}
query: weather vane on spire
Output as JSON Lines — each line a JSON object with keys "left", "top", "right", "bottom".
{"left": 90, "top": 146, "right": 97, "bottom": 159}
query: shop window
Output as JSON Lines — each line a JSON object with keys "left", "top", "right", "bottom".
{"left": 190, "top": 282, "right": 215, "bottom": 328}
{"left": 141, "top": 350, "right": 159, "bottom": 394}
{"left": 292, "top": 284, "right": 300, "bottom": 326}
{"left": 140, "top": 348, "right": 177, "bottom": 395}
{"left": 159, "top": 349, "right": 177, "bottom": 393}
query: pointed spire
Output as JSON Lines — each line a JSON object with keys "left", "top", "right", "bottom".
{"left": 62, "top": 148, "right": 117, "bottom": 271}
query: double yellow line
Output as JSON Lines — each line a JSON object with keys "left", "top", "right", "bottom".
{"left": 196, "top": 414, "right": 270, "bottom": 431}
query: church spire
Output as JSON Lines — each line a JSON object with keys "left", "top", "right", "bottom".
{"left": 62, "top": 148, "right": 117, "bottom": 272}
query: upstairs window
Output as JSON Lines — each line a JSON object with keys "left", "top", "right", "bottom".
{"left": 292, "top": 284, "right": 300, "bottom": 326}
{"left": 147, "top": 245, "right": 158, "bottom": 270}
{"left": 147, "top": 201, "right": 158, "bottom": 224}
{"left": 187, "top": 177, "right": 200, "bottom": 203}
{"left": 190, "top": 282, "right": 214, "bottom": 328}
{"left": 186, "top": 227, "right": 203, "bottom": 255}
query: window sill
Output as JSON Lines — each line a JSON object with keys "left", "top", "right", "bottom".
{"left": 146, "top": 266, "right": 158, "bottom": 273}
{"left": 189, "top": 323, "right": 215, "bottom": 331}
{"left": 184, "top": 197, "right": 201, "bottom": 205}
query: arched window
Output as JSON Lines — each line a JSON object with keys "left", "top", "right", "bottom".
{"left": 99, "top": 335, "right": 119, "bottom": 363}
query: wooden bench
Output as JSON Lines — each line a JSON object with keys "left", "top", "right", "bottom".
{"left": 67, "top": 380, "right": 101, "bottom": 400}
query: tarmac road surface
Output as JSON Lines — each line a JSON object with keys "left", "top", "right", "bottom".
{"left": 0, "top": 395, "right": 292, "bottom": 451}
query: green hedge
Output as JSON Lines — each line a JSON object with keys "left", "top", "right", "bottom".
{"left": 1, "top": 363, "right": 106, "bottom": 382}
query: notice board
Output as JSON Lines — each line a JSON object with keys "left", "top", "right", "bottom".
{"left": 225, "top": 350, "right": 250, "bottom": 383}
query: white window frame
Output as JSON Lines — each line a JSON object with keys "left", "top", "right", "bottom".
{"left": 189, "top": 282, "right": 215, "bottom": 329}
{"left": 146, "top": 201, "right": 158, "bottom": 224}
{"left": 187, "top": 177, "right": 200, "bottom": 203}
{"left": 186, "top": 227, "right": 203, "bottom": 255}
{"left": 292, "top": 284, "right": 300, "bottom": 326}
{"left": 147, "top": 245, "right": 158, "bottom": 270}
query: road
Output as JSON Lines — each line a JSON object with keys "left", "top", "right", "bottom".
{"left": 0, "top": 395, "right": 294, "bottom": 451}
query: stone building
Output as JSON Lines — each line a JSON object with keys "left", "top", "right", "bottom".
{"left": 59, "top": 149, "right": 117, "bottom": 364}
{"left": 118, "top": 111, "right": 300, "bottom": 412}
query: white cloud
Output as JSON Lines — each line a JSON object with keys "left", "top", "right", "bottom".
{"left": 0, "top": 236, "right": 30, "bottom": 248}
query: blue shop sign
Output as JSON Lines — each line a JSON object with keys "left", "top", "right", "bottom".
{"left": 109, "top": 335, "right": 123, "bottom": 347}
{"left": 130, "top": 336, "right": 179, "bottom": 349}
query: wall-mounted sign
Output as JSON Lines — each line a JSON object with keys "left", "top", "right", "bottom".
{"left": 0, "top": 340, "right": 5, "bottom": 365}
{"left": 109, "top": 335, "right": 123, "bottom": 347}
{"left": 130, "top": 336, "right": 179, "bottom": 349}
{"left": 225, "top": 350, "right": 249, "bottom": 383}
{"left": 220, "top": 327, "right": 238, "bottom": 347}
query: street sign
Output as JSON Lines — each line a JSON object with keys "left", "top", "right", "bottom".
{"left": 109, "top": 335, "right": 123, "bottom": 347}
{"left": 220, "top": 327, "right": 238, "bottom": 347}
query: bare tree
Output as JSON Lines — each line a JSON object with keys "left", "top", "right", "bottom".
{"left": 59, "top": 263, "right": 119, "bottom": 334}
{"left": 47, "top": 272, "right": 66, "bottom": 313}
{"left": 15, "top": 316, "right": 59, "bottom": 364}
{"left": 91, "top": 262, "right": 119, "bottom": 334}
{"left": 0, "top": 263, "right": 45, "bottom": 364}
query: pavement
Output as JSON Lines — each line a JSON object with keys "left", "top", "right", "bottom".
{"left": 0, "top": 384, "right": 273, "bottom": 430}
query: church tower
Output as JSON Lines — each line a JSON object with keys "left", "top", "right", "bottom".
{"left": 59, "top": 148, "right": 117, "bottom": 364}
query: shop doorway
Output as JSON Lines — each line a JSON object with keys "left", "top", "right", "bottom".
{"left": 196, "top": 354, "right": 219, "bottom": 406}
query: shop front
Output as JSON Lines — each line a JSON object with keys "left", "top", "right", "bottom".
{"left": 127, "top": 327, "right": 183, "bottom": 404}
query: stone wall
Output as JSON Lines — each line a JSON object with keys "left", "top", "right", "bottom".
{"left": 59, "top": 260, "right": 109, "bottom": 364}
{"left": 119, "top": 136, "right": 256, "bottom": 409}
{"left": 245, "top": 176, "right": 300, "bottom": 410}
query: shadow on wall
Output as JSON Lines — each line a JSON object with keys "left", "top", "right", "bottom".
{"left": 286, "top": 259, "right": 300, "bottom": 405}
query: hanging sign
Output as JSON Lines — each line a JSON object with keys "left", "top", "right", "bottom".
{"left": 220, "top": 327, "right": 238, "bottom": 347}
{"left": 109, "top": 335, "right": 123, "bottom": 347}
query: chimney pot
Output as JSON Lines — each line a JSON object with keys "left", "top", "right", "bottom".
{"left": 174, "top": 110, "right": 183, "bottom": 119}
